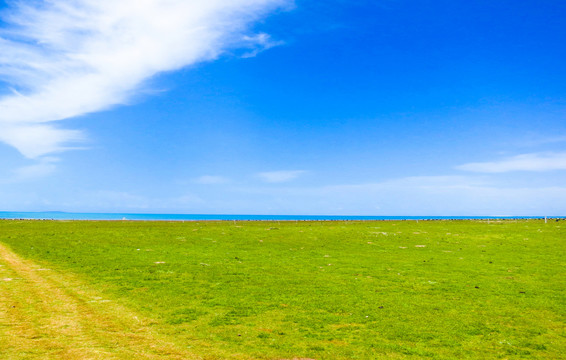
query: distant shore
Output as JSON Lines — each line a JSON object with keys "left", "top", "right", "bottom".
{"left": 0, "top": 211, "right": 561, "bottom": 222}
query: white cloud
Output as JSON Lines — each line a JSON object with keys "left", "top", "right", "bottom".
{"left": 520, "top": 135, "right": 566, "bottom": 147}
{"left": 91, "top": 190, "right": 150, "bottom": 210}
{"left": 0, "top": 0, "right": 290, "bottom": 159}
{"left": 257, "top": 170, "right": 306, "bottom": 183}
{"left": 10, "top": 157, "right": 59, "bottom": 181}
{"left": 456, "top": 152, "right": 566, "bottom": 173}
{"left": 233, "top": 175, "right": 566, "bottom": 215}
{"left": 194, "top": 175, "right": 229, "bottom": 184}
{"left": 239, "top": 32, "right": 283, "bottom": 58}
{"left": 0, "top": 123, "right": 84, "bottom": 158}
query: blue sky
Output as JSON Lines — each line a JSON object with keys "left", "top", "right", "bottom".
{"left": 0, "top": 0, "right": 565, "bottom": 215}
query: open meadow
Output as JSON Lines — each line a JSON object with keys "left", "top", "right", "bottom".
{"left": 0, "top": 219, "right": 564, "bottom": 359}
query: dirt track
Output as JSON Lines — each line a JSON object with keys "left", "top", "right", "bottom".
{"left": 0, "top": 243, "right": 198, "bottom": 359}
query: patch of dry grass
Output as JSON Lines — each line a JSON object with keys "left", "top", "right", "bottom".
{"left": 0, "top": 243, "right": 199, "bottom": 359}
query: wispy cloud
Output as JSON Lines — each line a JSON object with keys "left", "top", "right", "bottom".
{"left": 257, "top": 170, "right": 306, "bottom": 183}
{"left": 194, "top": 175, "right": 230, "bottom": 184}
{"left": 527, "top": 135, "right": 566, "bottom": 146}
{"left": 9, "top": 157, "right": 59, "bottom": 182}
{"left": 456, "top": 152, "right": 566, "bottom": 173}
{"left": 0, "top": 0, "right": 290, "bottom": 159}
{"left": 232, "top": 175, "right": 566, "bottom": 215}
{"left": 0, "top": 124, "right": 84, "bottom": 159}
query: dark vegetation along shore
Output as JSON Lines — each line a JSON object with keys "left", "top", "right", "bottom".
{"left": 0, "top": 219, "right": 564, "bottom": 359}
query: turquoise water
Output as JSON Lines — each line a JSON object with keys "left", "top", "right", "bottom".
{"left": 0, "top": 211, "right": 549, "bottom": 221}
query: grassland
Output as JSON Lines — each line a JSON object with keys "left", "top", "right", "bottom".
{"left": 0, "top": 219, "right": 564, "bottom": 359}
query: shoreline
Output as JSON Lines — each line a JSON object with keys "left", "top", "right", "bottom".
{"left": 0, "top": 217, "right": 562, "bottom": 222}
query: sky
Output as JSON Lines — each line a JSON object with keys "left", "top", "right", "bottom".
{"left": 0, "top": 0, "right": 565, "bottom": 216}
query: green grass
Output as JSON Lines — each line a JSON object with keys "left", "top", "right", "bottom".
{"left": 1, "top": 219, "right": 565, "bottom": 359}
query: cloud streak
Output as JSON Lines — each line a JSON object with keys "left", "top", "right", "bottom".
{"left": 11, "top": 157, "right": 59, "bottom": 181}
{"left": 257, "top": 170, "right": 306, "bottom": 183}
{"left": 0, "top": 0, "right": 289, "bottom": 158}
{"left": 194, "top": 175, "right": 230, "bottom": 184}
{"left": 456, "top": 152, "right": 566, "bottom": 173}
{"left": 230, "top": 175, "right": 566, "bottom": 215}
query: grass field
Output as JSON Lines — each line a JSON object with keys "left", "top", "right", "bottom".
{"left": 0, "top": 219, "right": 564, "bottom": 359}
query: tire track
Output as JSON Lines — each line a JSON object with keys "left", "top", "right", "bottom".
{"left": 0, "top": 243, "right": 199, "bottom": 359}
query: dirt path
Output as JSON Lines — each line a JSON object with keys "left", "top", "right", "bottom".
{"left": 0, "top": 242, "right": 200, "bottom": 360}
